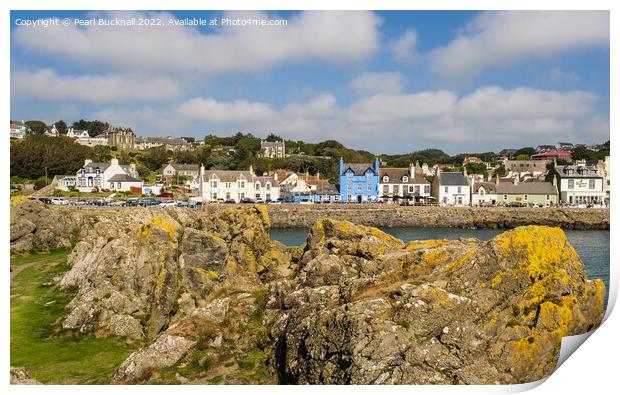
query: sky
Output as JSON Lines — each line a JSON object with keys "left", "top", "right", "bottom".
{"left": 10, "top": 10, "right": 610, "bottom": 154}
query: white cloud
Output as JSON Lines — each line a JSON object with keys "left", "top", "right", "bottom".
{"left": 390, "top": 29, "right": 417, "bottom": 62}
{"left": 454, "top": 86, "right": 596, "bottom": 118}
{"left": 548, "top": 68, "right": 581, "bottom": 84}
{"left": 13, "top": 10, "right": 381, "bottom": 74}
{"left": 178, "top": 97, "right": 278, "bottom": 124}
{"left": 350, "top": 72, "right": 405, "bottom": 95}
{"left": 429, "top": 11, "right": 609, "bottom": 77}
{"left": 11, "top": 69, "right": 180, "bottom": 102}
{"left": 347, "top": 91, "right": 457, "bottom": 124}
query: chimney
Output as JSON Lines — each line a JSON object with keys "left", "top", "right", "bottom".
{"left": 273, "top": 171, "right": 278, "bottom": 181}
{"left": 316, "top": 171, "right": 320, "bottom": 179}
{"left": 84, "top": 159, "right": 92, "bottom": 166}
{"left": 339, "top": 158, "right": 344, "bottom": 175}
{"left": 463, "top": 166, "right": 468, "bottom": 177}
{"left": 409, "top": 163, "right": 415, "bottom": 177}
{"left": 513, "top": 177, "right": 518, "bottom": 185}
{"left": 249, "top": 165, "right": 254, "bottom": 176}
{"left": 495, "top": 173, "right": 500, "bottom": 186}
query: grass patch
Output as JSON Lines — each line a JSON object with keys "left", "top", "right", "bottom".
{"left": 10, "top": 251, "right": 141, "bottom": 384}
{"left": 10, "top": 247, "right": 71, "bottom": 267}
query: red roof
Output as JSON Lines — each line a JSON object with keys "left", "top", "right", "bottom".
{"left": 531, "top": 151, "right": 572, "bottom": 161}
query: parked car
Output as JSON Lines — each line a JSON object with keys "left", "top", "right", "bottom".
{"left": 10, "top": 187, "right": 19, "bottom": 194}
{"left": 176, "top": 200, "right": 189, "bottom": 207}
{"left": 224, "top": 199, "right": 237, "bottom": 204}
{"left": 73, "top": 199, "right": 89, "bottom": 206}
{"left": 92, "top": 199, "right": 107, "bottom": 206}
{"left": 255, "top": 198, "right": 265, "bottom": 204}
{"left": 240, "top": 198, "right": 255, "bottom": 204}
{"left": 50, "top": 198, "right": 69, "bottom": 205}
{"left": 139, "top": 198, "right": 161, "bottom": 207}
{"left": 507, "top": 201, "right": 525, "bottom": 208}
{"left": 38, "top": 197, "right": 52, "bottom": 204}
{"left": 109, "top": 200, "right": 127, "bottom": 207}
{"left": 160, "top": 200, "right": 178, "bottom": 207}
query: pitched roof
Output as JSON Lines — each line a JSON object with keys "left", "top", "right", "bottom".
{"left": 341, "top": 163, "right": 376, "bottom": 176}
{"left": 82, "top": 162, "right": 110, "bottom": 172}
{"left": 439, "top": 172, "right": 469, "bottom": 186}
{"left": 495, "top": 182, "right": 557, "bottom": 195}
{"left": 168, "top": 163, "right": 200, "bottom": 171}
{"left": 203, "top": 170, "right": 253, "bottom": 182}
{"left": 474, "top": 182, "right": 496, "bottom": 194}
{"left": 254, "top": 176, "right": 280, "bottom": 187}
{"left": 314, "top": 184, "right": 339, "bottom": 195}
{"left": 380, "top": 168, "right": 429, "bottom": 184}
{"left": 261, "top": 141, "right": 284, "bottom": 147}
{"left": 108, "top": 174, "right": 141, "bottom": 182}
{"left": 555, "top": 165, "right": 601, "bottom": 178}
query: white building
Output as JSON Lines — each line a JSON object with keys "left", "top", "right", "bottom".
{"left": 44, "top": 124, "right": 60, "bottom": 137}
{"left": 471, "top": 182, "right": 498, "bottom": 206}
{"left": 58, "top": 158, "right": 142, "bottom": 193}
{"left": 597, "top": 156, "right": 610, "bottom": 204}
{"left": 548, "top": 163, "right": 605, "bottom": 206}
{"left": 199, "top": 166, "right": 254, "bottom": 203}
{"left": 432, "top": 170, "right": 470, "bottom": 206}
{"left": 134, "top": 136, "right": 191, "bottom": 151}
{"left": 162, "top": 163, "right": 201, "bottom": 179}
{"left": 259, "top": 140, "right": 286, "bottom": 158}
{"left": 379, "top": 163, "right": 431, "bottom": 203}
{"left": 10, "top": 121, "right": 29, "bottom": 139}
{"left": 253, "top": 176, "right": 280, "bottom": 202}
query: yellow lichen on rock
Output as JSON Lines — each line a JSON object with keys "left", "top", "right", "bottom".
{"left": 405, "top": 239, "right": 450, "bottom": 251}
{"left": 136, "top": 215, "right": 177, "bottom": 243}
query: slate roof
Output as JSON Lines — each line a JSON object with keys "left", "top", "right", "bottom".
{"left": 474, "top": 182, "right": 496, "bottom": 194}
{"left": 314, "top": 184, "right": 339, "bottom": 195}
{"left": 254, "top": 176, "right": 280, "bottom": 187}
{"left": 495, "top": 182, "right": 557, "bottom": 195}
{"left": 168, "top": 163, "right": 200, "bottom": 171}
{"left": 82, "top": 162, "right": 110, "bottom": 172}
{"left": 380, "top": 168, "right": 429, "bottom": 184}
{"left": 342, "top": 163, "right": 375, "bottom": 176}
{"left": 261, "top": 141, "right": 284, "bottom": 147}
{"left": 555, "top": 165, "right": 601, "bottom": 179}
{"left": 108, "top": 174, "right": 141, "bottom": 182}
{"left": 439, "top": 172, "right": 469, "bottom": 186}
{"left": 203, "top": 170, "right": 253, "bottom": 182}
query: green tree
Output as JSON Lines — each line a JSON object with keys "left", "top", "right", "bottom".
{"left": 54, "top": 120, "right": 68, "bottom": 134}
{"left": 10, "top": 135, "right": 91, "bottom": 179}
{"left": 25, "top": 120, "right": 48, "bottom": 135}
{"left": 514, "top": 147, "right": 536, "bottom": 158}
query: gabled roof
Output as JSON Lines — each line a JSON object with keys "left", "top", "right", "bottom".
{"left": 380, "top": 168, "right": 429, "bottom": 184}
{"left": 439, "top": 172, "right": 469, "bottom": 186}
{"left": 474, "top": 182, "right": 496, "bottom": 194}
{"left": 496, "top": 182, "right": 557, "bottom": 195}
{"left": 81, "top": 162, "right": 110, "bottom": 172}
{"left": 167, "top": 163, "right": 200, "bottom": 171}
{"left": 341, "top": 163, "right": 376, "bottom": 176}
{"left": 108, "top": 174, "right": 141, "bottom": 182}
{"left": 555, "top": 165, "right": 601, "bottom": 178}
{"left": 314, "top": 184, "right": 339, "bottom": 195}
{"left": 254, "top": 176, "right": 280, "bottom": 187}
{"left": 203, "top": 170, "right": 253, "bottom": 182}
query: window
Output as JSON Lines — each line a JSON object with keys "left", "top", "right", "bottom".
{"left": 383, "top": 185, "right": 389, "bottom": 193}
{"left": 239, "top": 180, "right": 245, "bottom": 188}
{"left": 367, "top": 184, "right": 372, "bottom": 191}
{"left": 546, "top": 194, "right": 550, "bottom": 201}
{"left": 409, "top": 186, "right": 415, "bottom": 193}
{"left": 347, "top": 172, "right": 353, "bottom": 180}
{"left": 444, "top": 186, "right": 448, "bottom": 193}
{"left": 226, "top": 182, "right": 231, "bottom": 189}
{"left": 210, "top": 180, "right": 218, "bottom": 188}
{"left": 266, "top": 182, "right": 271, "bottom": 191}
{"left": 479, "top": 188, "right": 485, "bottom": 195}
{"left": 211, "top": 193, "right": 217, "bottom": 200}
{"left": 366, "top": 172, "right": 372, "bottom": 179}
{"left": 383, "top": 176, "right": 389, "bottom": 182}
{"left": 524, "top": 194, "right": 528, "bottom": 201}
{"left": 503, "top": 194, "right": 508, "bottom": 200}
{"left": 240, "top": 193, "right": 245, "bottom": 199}
{"left": 347, "top": 184, "right": 352, "bottom": 192}
{"left": 226, "top": 192, "right": 231, "bottom": 200}
{"left": 357, "top": 184, "right": 362, "bottom": 192}
{"left": 457, "top": 186, "right": 462, "bottom": 194}
{"left": 403, "top": 176, "right": 408, "bottom": 183}
{"left": 589, "top": 179, "right": 595, "bottom": 189}
{"left": 266, "top": 194, "right": 271, "bottom": 201}
{"left": 424, "top": 185, "right": 430, "bottom": 194}
{"left": 256, "top": 193, "right": 261, "bottom": 199}
{"left": 255, "top": 182, "right": 261, "bottom": 190}
{"left": 568, "top": 180, "right": 574, "bottom": 189}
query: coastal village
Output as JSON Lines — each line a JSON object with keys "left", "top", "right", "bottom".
{"left": 10, "top": 120, "right": 610, "bottom": 208}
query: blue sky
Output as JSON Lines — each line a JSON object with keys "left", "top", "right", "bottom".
{"left": 10, "top": 10, "right": 610, "bottom": 154}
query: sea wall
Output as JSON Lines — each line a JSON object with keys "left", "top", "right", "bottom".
{"left": 252, "top": 204, "right": 610, "bottom": 230}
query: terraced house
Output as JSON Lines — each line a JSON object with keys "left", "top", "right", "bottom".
{"left": 57, "top": 158, "right": 142, "bottom": 192}
{"left": 338, "top": 158, "right": 380, "bottom": 203}
{"left": 379, "top": 162, "right": 431, "bottom": 203}
{"left": 547, "top": 163, "right": 605, "bottom": 206}
{"left": 198, "top": 165, "right": 279, "bottom": 203}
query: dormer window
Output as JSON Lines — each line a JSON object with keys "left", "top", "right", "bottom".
{"left": 366, "top": 171, "right": 372, "bottom": 179}
{"left": 402, "top": 176, "right": 408, "bottom": 183}
{"left": 346, "top": 171, "right": 353, "bottom": 179}
{"left": 383, "top": 176, "right": 389, "bottom": 182}
{"left": 255, "top": 182, "right": 261, "bottom": 190}
{"left": 266, "top": 182, "right": 271, "bottom": 191}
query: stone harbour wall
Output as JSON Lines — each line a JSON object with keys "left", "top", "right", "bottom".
{"left": 250, "top": 204, "right": 610, "bottom": 230}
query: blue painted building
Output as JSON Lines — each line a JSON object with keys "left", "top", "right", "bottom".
{"left": 339, "top": 158, "right": 380, "bottom": 203}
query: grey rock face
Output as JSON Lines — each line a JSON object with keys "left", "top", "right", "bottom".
{"left": 10, "top": 367, "right": 41, "bottom": 385}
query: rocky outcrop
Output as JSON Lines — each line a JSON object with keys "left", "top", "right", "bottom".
{"left": 269, "top": 219, "right": 605, "bottom": 384}
{"left": 259, "top": 204, "right": 610, "bottom": 230}
{"left": 9, "top": 202, "right": 606, "bottom": 384}
{"left": 10, "top": 367, "right": 41, "bottom": 385}
{"left": 10, "top": 200, "right": 84, "bottom": 253}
